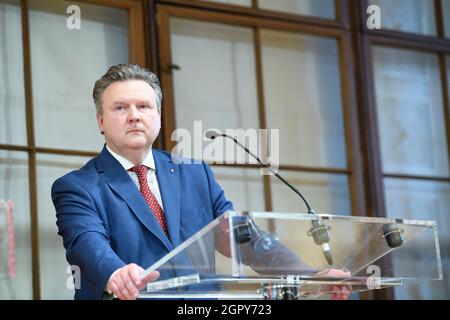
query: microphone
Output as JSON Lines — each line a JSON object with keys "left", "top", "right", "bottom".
{"left": 307, "top": 219, "right": 333, "bottom": 265}
{"left": 205, "top": 129, "right": 334, "bottom": 265}
{"left": 204, "top": 129, "right": 220, "bottom": 140}
{"left": 383, "top": 224, "right": 404, "bottom": 248}
{"left": 234, "top": 216, "right": 274, "bottom": 253}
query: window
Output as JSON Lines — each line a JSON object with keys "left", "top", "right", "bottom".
{"left": 261, "top": 30, "right": 346, "bottom": 168}
{"left": 158, "top": 5, "right": 360, "bottom": 274}
{"left": 158, "top": 0, "right": 450, "bottom": 300}
{"left": 372, "top": 46, "right": 450, "bottom": 299}
{"left": 30, "top": 0, "right": 129, "bottom": 152}
{"left": 373, "top": 47, "right": 448, "bottom": 177}
{"left": 0, "top": 0, "right": 145, "bottom": 299}
{"left": 168, "top": 18, "right": 266, "bottom": 213}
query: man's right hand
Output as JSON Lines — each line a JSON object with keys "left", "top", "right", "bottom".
{"left": 106, "top": 263, "right": 160, "bottom": 300}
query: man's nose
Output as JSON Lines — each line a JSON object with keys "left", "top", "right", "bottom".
{"left": 127, "top": 105, "right": 140, "bottom": 121}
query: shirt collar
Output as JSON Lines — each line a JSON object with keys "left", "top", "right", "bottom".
{"left": 106, "top": 145, "right": 156, "bottom": 172}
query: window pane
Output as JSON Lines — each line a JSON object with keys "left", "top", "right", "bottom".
{"left": 443, "top": 0, "right": 450, "bottom": 38}
{"left": 261, "top": 30, "right": 347, "bottom": 168}
{"left": 372, "top": 47, "right": 449, "bottom": 177}
{"left": 211, "top": 166, "right": 265, "bottom": 212}
{"left": 270, "top": 172, "right": 351, "bottom": 215}
{"left": 0, "top": 0, "right": 27, "bottom": 146}
{"left": 384, "top": 178, "right": 450, "bottom": 299}
{"left": 0, "top": 150, "right": 32, "bottom": 299}
{"left": 29, "top": 0, "right": 129, "bottom": 152}
{"left": 448, "top": 55, "right": 450, "bottom": 97}
{"left": 170, "top": 19, "right": 260, "bottom": 163}
{"left": 197, "top": 0, "right": 251, "bottom": 6}
{"left": 37, "top": 153, "right": 92, "bottom": 299}
{"left": 258, "top": 0, "right": 335, "bottom": 19}
{"left": 368, "top": 0, "right": 436, "bottom": 36}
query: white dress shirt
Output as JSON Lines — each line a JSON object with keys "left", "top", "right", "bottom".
{"left": 106, "top": 145, "right": 164, "bottom": 210}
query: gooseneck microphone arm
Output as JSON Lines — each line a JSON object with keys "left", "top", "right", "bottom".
{"left": 205, "top": 129, "right": 334, "bottom": 265}
{"left": 206, "top": 131, "right": 314, "bottom": 214}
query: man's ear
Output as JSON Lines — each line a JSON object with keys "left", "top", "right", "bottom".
{"left": 96, "top": 113, "right": 104, "bottom": 135}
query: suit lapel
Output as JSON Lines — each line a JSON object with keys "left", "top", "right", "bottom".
{"left": 96, "top": 147, "right": 173, "bottom": 251}
{"left": 153, "top": 150, "right": 181, "bottom": 247}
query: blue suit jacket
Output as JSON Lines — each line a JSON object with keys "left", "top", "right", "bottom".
{"left": 51, "top": 146, "right": 233, "bottom": 299}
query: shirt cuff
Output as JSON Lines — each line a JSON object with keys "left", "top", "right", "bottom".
{"left": 105, "top": 267, "right": 122, "bottom": 294}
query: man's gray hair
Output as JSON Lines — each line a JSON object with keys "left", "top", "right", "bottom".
{"left": 93, "top": 64, "right": 163, "bottom": 115}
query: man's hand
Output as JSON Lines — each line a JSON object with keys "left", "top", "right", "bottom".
{"left": 107, "top": 263, "right": 160, "bottom": 300}
{"left": 315, "top": 268, "right": 352, "bottom": 300}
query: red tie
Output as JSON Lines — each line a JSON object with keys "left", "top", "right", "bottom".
{"left": 129, "top": 165, "right": 168, "bottom": 237}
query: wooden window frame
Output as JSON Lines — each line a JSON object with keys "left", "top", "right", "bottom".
{"left": 351, "top": 0, "right": 450, "bottom": 299}
{"left": 155, "top": 2, "right": 365, "bottom": 234}
{"left": 158, "top": 0, "right": 351, "bottom": 29}
{"left": 356, "top": 0, "right": 450, "bottom": 195}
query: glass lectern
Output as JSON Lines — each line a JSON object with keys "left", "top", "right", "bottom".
{"left": 138, "top": 211, "right": 443, "bottom": 299}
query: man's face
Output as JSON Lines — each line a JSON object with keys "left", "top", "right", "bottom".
{"left": 97, "top": 80, "right": 161, "bottom": 156}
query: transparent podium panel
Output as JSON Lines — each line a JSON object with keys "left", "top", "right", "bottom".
{"left": 139, "top": 211, "right": 443, "bottom": 299}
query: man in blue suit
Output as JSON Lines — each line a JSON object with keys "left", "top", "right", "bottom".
{"left": 51, "top": 64, "right": 234, "bottom": 300}
{"left": 52, "top": 64, "right": 351, "bottom": 300}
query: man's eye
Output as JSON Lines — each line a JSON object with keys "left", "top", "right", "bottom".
{"left": 138, "top": 105, "right": 148, "bottom": 109}
{"left": 116, "top": 106, "right": 125, "bottom": 111}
